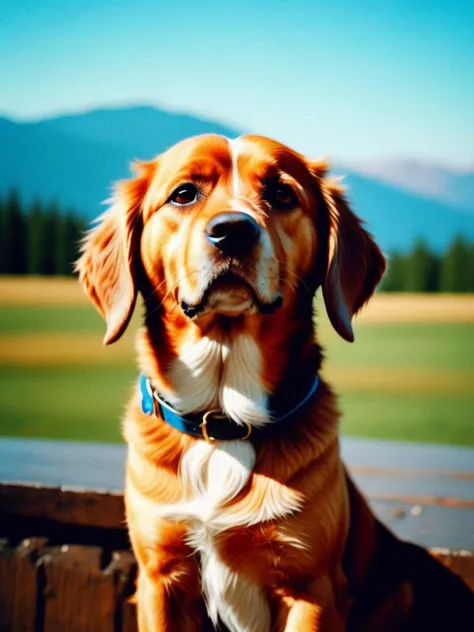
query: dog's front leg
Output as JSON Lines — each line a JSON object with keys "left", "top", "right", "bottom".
{"left": 274, "top": 576, "right": 347, "bottom": 632}
{"left": 135, "top": 568, "right": 205, "bottom": 632}
{"left": 129, "top": 520, "right": 205, "bottom": 632}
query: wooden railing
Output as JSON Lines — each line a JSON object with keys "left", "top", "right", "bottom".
{"left": 1, "top": 436, "right": 473, "bottom": 631}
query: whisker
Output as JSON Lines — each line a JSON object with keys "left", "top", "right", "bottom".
{"left": 276, "top": 260, "right": 311, "bottom": 294}
{"left": 146, "top": 271, "right": 199, "bottom": 318}
{"left": 279, "top": 278, "right": 298, "bottom": 296}
{"left": 142, "top": 276, "right": 172, "bottom": 304}
{"left": 142, "top": 252, "right": 208, "bottom": 305}
{"left": 143, "top": 268, "right": 200, "bottom": 306}
{"left": 169, "top": 300, "right": 180, "bottom": 314}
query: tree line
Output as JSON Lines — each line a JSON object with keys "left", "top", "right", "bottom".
{"left": 1, "top": 188, "right": 473, "bottom": 291}
{"left": 0, "top": 190, "right": 87, "bottom": 276}
{"left": 381, "top": 237, "right": 474, "bottom": 292}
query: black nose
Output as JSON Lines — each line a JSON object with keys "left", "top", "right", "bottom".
{"left": 206, "top": 212, "right": 260, "bottom": 255}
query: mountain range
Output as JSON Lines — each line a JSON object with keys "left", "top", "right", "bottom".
{"left": 1, "top": 105, "right": 473, "bottom": 252}
{"left": 350, "top": 159, "right": 474, "bottom": 213}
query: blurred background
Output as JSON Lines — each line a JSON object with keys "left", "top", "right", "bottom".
{"left": 1, "top": 0, "right": 473, "bottom": 446}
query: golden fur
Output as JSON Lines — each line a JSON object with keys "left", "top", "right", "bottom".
{"left": 78, "top": 134, "right": 474, "bottom": 631}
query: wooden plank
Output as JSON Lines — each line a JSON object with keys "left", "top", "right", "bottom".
{"left": 40, "top": 545, "right": 116, "bottom": 632}
{"left": 0, "top": 483, "right": 124, "bottom": 530}
{"left": 350, "top": 470, "right": 474, "bottom": 503}
{"left": 2, "top": 436, "right": 474, "bottom": 491}
{"left": 1, "top": 437, "right": 474, "bottom": 550}
{"left": 0, "top": 537, "right": 48, "bottom": 632}
{"left": 106, "top": 551, "right": 138, "bottom": 632}
{"left": 121, "top": 599, "right": 139, "bottom": 632}
{"left": 370, "top": 499, "right": 474, "bottom": 550}
{"left": 0, "top": 438, "right": 126, "bottom": 491}
{"left": 341, "top": 436, "right": 474, "bottom": 474}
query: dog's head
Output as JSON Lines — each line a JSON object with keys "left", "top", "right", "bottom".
{"left": 77, "top": 134, "right": 385, "bottom": 344}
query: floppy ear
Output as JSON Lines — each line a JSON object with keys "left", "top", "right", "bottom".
{"left": 313, "top": 167, "right": 386, "bottom": 342}
{"left": 76, "top": 164, "right": 151, "bottom": 345}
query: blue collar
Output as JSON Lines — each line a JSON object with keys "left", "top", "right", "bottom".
{"left": 138, "top": 373, "right": 320, "bottom": 442}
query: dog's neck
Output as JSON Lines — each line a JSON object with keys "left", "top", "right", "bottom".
{"left": 136, "top": 293, "right": 322, "bottom": 428}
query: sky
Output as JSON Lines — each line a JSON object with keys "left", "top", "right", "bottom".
{"left": 1, "top": 0, "right": 473, "bottom": 167}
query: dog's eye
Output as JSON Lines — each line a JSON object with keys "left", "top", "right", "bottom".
{"left": 262, "top": 181, "right": 298, "bottom": 211}
{"left": 169, "top": 183, "right": 199, "bottom": 206}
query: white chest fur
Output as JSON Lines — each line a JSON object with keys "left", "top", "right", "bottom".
{"left": 182, "top": 440, "right": 269, "bottom": 632}
{"left": 155, "top": 440, "right": 302, "bottom": 632}
{"left": 167, "top": 333, "right": 270, "bottom": 428}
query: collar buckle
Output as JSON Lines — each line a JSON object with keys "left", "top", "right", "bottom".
{"left": 200, "top": 409, "right": 252, "bottom": 443}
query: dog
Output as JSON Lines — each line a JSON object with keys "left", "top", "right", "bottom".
{"left": 77, "top": 134, "right": 474, "bottom": 631}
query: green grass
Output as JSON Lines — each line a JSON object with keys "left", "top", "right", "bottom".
{"left": 321, "top": 322, "right": 474, "bottom": 371}
{"left": 1, "top": 303, "right": 473, "bottom": 446}
{"left": 0, "top": 305, "right": 104, "bottom": 334}
{"left": 0, "top": 366, "right": 134, "bottom": 442}
{"left": 339, "top": 391, "right": 474, "bottom": 446}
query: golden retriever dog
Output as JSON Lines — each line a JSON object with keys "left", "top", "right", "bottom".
{"left": 77, "top": 134, "right": 474, "bottom": 631}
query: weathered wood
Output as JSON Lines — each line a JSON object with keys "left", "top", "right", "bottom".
{"left": 3, "top": 436, "right": 474, "bottom": 490}
{"left": 3, "top": 480, "right": 473, "bottom": 551}
{"left": 0, "top": 544, "right": 140, "bottom": 632}
{"left": 369, "top": 499, "right": 474, "bottom": 550}
{"left": 121, "top": 599, "right": 139, "bottom": 632}
{"left": 40, "top": 545, "right": 116, "bottom": 632}
{"left": 106, "top": 551, "right": 138, "bottom": 632}
{"left": 0, "top": 537, "right": 472, "bottom": 632}
{"left": 350, "top": 470, "right": 474, "bottom": 504}
{"left": 341, "top": 437, "right": 474, "bottom": 474}
{"left": 2, "top": 437, "right": 474, "bottom": 550}
{"left": 0, "top": 482, "right": 125, "bottom": 530}
{"left": 0, "top": 537, "right": 48, "bottom": 632}
{"left": 0, "top": 438, "right": 125, "bottom": 491}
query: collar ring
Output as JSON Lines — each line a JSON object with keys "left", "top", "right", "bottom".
{"left": 200, "top": 409, "right": 252, "bottom": 443}
{"left": 200, "top": 409, "right": 222, "bottom": 443}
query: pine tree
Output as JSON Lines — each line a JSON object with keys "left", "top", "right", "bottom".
{"left": 53, "top": 209, "right": 69, "bottom": 276}
{"left": 440, "top": 236, "right": 471, "bottom": 292}
{"left": 426, "top": 246, "right": 440, "bottom": 292}
{"left": 41, "top": 202, "right": 58, "bottom": 275}
{"left": 468, "top": 242, "right": 474, "bottom": 292}
{"left": 381, "top": 250, "right": 406, "bottom": 291}
{"left": 64, "top": 211, "right": 86, "bottom": 276}
{"left": 26, "top": 198, "right": 44, "bottom": 274}
{"left": 3, "top": 189, "right": 27, "bottom": 274}
{"left": 404, "top": 239, "right": 439, "bottom": 292}
{"left": 0, "top": 194, "right": 6, "bottom": 273}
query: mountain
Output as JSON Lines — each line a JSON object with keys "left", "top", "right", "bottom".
{"left": 1, "top": 105, "right": 473, "bottom": 252}
{"left": 0, "top": 116, "right": 132, "bottom": 214}
{"left": 27, "top": 105, "right": 241, "bottom": 162}
{"left": 332, "top": 168, "right": 474, "bottom": 252}
{"left": 0, "top": 106, "right": 240, "bottom": 218}
{"left": 349, "top": 159, "right": 474, "bottom": 213}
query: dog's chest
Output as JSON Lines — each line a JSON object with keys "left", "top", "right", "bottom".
{"left": 166, "top": 333, "right": 270, "bottom": 428}
{"left": 156, "top": 440, "right": 303, "bottom": 632}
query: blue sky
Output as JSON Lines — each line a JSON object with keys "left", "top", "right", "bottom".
{"left": 1, "top": 0, "right": 473, "bottom": 166}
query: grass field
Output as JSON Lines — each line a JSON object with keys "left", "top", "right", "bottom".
{"left": 1, "top": 277, "right": 473, "bottom": 446}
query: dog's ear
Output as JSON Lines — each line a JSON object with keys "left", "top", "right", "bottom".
{"left": 76, "top": 163, "right": 152, "bottom": 345}
{"left": 310, "top": 164, "right": 386, "bottom": 342}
